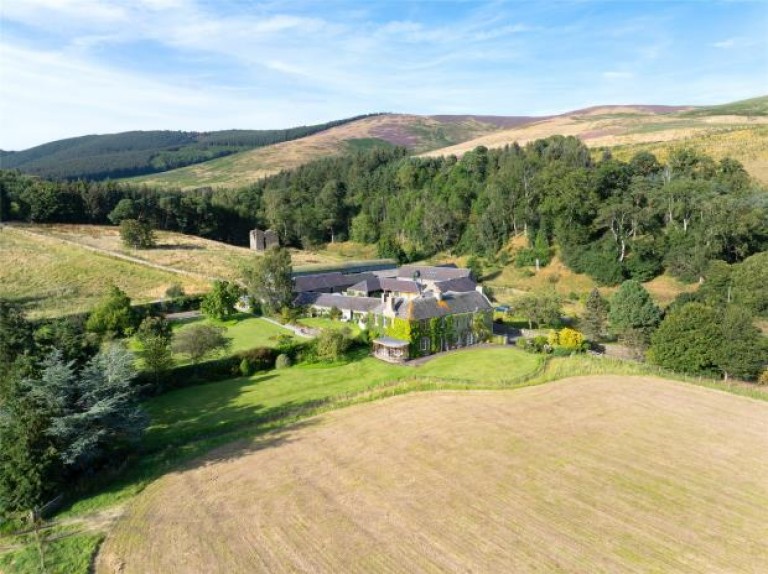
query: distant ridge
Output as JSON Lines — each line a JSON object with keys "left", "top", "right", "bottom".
{"left": 0, "top": 114, "right": 383, "bottom": 181}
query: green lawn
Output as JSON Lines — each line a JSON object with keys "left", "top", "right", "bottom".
{"left": 298, "top": 316, "right": 362, "bottom": 336}
{"left": 143, "top": 347, "right": 541, "bottom": 451}
{"left": 172, "top": 314, "right": 297, "bottom": 354}
{"left": 418, "top": 347, "right": 542, "bottom": 382}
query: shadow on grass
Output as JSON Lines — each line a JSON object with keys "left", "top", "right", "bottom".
{"left": 57, "top": 375, "right": 333, "bottom": 516}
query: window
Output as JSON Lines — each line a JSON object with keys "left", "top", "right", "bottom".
{"left": 421, "top": 337, "right": 430, "bottom": 352}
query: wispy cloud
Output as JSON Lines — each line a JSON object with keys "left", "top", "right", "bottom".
{"left": 0, "top": 0, "right": 766, "bottom": 149}
{"left": 602, "top": 71, "right": 634, "bottom": 80}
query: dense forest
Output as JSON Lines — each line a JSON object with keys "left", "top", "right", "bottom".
{"left": 2, "top": 135, "right": 766, "bottom": 287}
{"left": 0, "top": 114, "right": 382, "bottom": 181}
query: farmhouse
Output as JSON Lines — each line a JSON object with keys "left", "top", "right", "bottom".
{"left": 294, "top": 264, "right": 492, "bottom": 361}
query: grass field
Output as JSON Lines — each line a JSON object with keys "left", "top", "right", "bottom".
{"left": 13, "top": 223, "right": 344, "bottom": 278}
{"left": 97, "top": 375, "right": 768, "bottom": 573}
{"left": 0, "top": 226, "right": 210, "bottom": 318}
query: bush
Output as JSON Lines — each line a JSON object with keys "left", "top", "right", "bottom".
{"left": 239, "top": 358, "right": 252, "bottom": 377}
{"left": 328, "top": 306, "right": 342, "bottom": 321}
{"left": 314, "top": 329, "right": 352, "bottom": 362}
{"left": 165, "top": 283, "right": 185, "bottom": 299}
{"left": 275, "top": 354, "right": 292, "bottom": 369}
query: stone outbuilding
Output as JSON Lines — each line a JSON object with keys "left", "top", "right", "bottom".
{"left": 249, "top": 228, "right": 279, "bottom": 251}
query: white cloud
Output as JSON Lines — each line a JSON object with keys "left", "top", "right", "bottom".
{"left": 713, "top": 38, "right": 737, "bottom": 49}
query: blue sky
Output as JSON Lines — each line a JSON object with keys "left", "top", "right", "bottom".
{"left": 1, "top": 0, "right": 766, "bottom": 150}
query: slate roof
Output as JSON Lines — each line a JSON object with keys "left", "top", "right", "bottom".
{"left": 293, "top": 272, "right": 375, "bottom": 293}
{"left": 398, "top": 265, "right": 470, "bottom": 282}
{"left": 393, "top": 291, "right": 491, "bottom": 321}
{"left": 433, "top": 277, "right": 477, "bottom": 293}
{"left": 348, "top": 277, "right": 421, "bottom": 295}
{"left": 295, "top": 292, "right": 382, "bottom": 313}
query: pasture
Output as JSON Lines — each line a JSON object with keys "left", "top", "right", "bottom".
{"left": 98, "top": 375, "right": 768, "bottom": 573}
{"left": 0, "top": 226, "right": 209, "bottom": 317}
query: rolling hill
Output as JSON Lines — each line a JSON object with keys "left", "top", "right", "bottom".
{"left": 126, "top": 114, "right": 520, "bottom": 188}
{"left": 422, "top": 97, "right": 768, "bottom": 183}
{"left": 0, "top": 114, "right": 381, "bottom": 181}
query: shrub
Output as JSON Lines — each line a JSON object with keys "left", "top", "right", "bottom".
{"left": 275, "top": 354, "right": 292, "bottom": 369}
{"left": 172, "top": 324, "right": 231, "bottom": 363}
{"left": 239, "top": 358, "right": 252, "bottom": 377}
{"left": 557, "top": 327, "right": 586, "bottom": 351}
{"left": 86, "top": 285, "right": 136, "bottom": 337}
{"left": 119, "top": 219, "right": 155, "bottom": 249}
{"left": 165, "top": 283, "right": 185, "bottom": 299}
{"left": 329, "top": 306, "right": 342, "bottom": 321}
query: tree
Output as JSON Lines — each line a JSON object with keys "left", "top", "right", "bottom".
{"left": 731, "top": 252, "right": 768, "bottom": 316}
{"left": 119, "top": 219, "right": 156, "bottom": 249}
{"left": 466, "top": 256, "right": 483, "bottom": 281}
{"left": 136, "top": 316, "right": 174, "bottom": 383}
{"left": 172, "top": 324, "right": 230, "bottom": 363}
{"left": 582, "top": 288, "right": 608, "bottom": 341}
{"left": 713, "top": 306, "right": 767, "bottom": 381}
{"left": 515, "top": 292, "right": 562, "bottom": 330}
{"left": 86, "top": 286, "right": 136, "bottom": 337}
{"left": 648, "top": 303, "right": 719, "bottom": 375}
{"left": 0, "top": 300, "right": 35, "bottom": 367}
{"left": 201, "top": 280, "right": 242, "bottom": 321}
{"left": 34, "top": 316, "right": 99, "bottom": 367}
{"left": 48, "top": 344, "right": 148, "bottom": 472}
{"left": 608, "top": 280, "right": 661, "bottom": 356}
{"left": 0, "top": 365, "right": 59, "bottom": 516}
{"left": 107, "top": 198, "right": 137, "bottom": 224}
{"left": 241, "top": 247, "right": 293, "bottom": 316}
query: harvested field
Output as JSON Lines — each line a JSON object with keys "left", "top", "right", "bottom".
{"left": 98, "top": 376, "right": 768, "bottom": 573}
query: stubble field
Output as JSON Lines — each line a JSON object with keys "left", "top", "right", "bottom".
{"left": 97, "top": 375, "right": 768, "bottom": 573}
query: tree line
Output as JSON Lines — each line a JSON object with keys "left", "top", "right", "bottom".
{"left": 2, "top": 136, "right": 766, "bottom": 286}
{"left": 0, "top": 114, "right": 383, "bottom": 181}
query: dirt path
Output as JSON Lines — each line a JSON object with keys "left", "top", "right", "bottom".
{"left": 7, "top": 224, "right": 219, "bottom": 282}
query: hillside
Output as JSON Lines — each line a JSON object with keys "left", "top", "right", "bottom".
{"left": 126, "top": 114, "right": 517, "bottom": 189}
{"left": 0, "top": 223, "right": 389, "bottom": 317}
{"left": 423, "top": 97, "right": 768, "bottom": 183}
{"left": 0, "top": 115, "right": 379, "bottom": 181}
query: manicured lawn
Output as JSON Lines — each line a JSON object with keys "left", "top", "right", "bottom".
{"left": 298, "top": 316, "right": 361, "bottom": 336}
{"left": 143, "top": 347, "right": 542, "bottom": 451}
{"left": 417, "top": 347, "right": 543, "bottom": 382}
{"left": 172, "top": 314, "right": 296, "bottom": 353}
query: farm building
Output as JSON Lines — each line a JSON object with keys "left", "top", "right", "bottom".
{"left": 294, "top": 265, "right": 492, "bottom": 361}
{"left": 249, "top": 228, "right": 279, "bottom": 251}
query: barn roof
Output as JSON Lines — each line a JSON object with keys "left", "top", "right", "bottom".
{"left": 398, "top": 265, "right": 470, "bottom": 282}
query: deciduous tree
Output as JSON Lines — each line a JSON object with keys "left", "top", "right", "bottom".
{"left": 241, "top": 247, "right": 293, "bottom": 315}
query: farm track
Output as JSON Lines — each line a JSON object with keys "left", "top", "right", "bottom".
{"left": 7, "top": 224, "right": 220, "bottom": 282}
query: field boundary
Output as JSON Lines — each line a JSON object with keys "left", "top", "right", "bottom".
{"left": 7, "top": 224, "right": 219, "bottom": 282}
